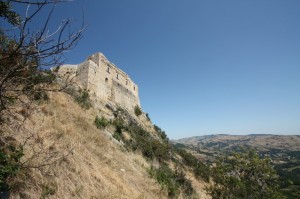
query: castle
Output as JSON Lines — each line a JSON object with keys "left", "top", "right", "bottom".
{"left": 56, "top": 52, "right": 141, "bottom": 111}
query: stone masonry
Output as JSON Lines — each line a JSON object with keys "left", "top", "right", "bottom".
{"left": 56, "top": 52, "right": 141, "bottom": 111}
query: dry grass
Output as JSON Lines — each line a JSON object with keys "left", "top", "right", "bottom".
{"left": 4, "top": 91, "right": 210, "bottom": 199}
{"left": 166, "top": 161, "right": 211, "bottom": 199}
{"left": 7, "top": 92, "right": 168, "bottom": 199}
{"left": 185, "top": 171, "right": 211, "bottom": 199}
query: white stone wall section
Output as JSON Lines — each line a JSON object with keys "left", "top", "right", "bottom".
{"left": 57, "top": 52, "right": 141, "bottom": 112}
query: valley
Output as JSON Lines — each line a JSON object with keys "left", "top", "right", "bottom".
{"left": 173, "top": 134, "right": 300, "bottom": 198}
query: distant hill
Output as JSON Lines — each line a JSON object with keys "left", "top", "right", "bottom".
{"left": 172, "top": 134, "right": 300, "bottom": 199}
{"left": 173, "top": 134, "right": 300, "bottom": 152}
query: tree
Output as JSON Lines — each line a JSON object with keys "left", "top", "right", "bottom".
{"left": 207, "top": 149, "right": 284, "bottom": 199}
{"left": 0, "top": 0, "right": 84, "bottom": 194}
{"left": 0, "top": 0, "right": 84, "bottom": 116}
{"left": 134, "top": 105, "right": 142, "bottom": 116}
{"left": 0, "top": 1, "right": 20, "bottom": 25}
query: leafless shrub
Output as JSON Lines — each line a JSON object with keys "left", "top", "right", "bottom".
{"left": 0, "top": 0, "right": 84, "bottom": 194}
{"left": 0, "top": 0, "right": 85, "bottom": 117}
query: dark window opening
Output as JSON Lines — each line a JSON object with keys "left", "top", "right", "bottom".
{"left": 133, "top": 86, "right": 135, "bottom": 91}
{"left": 126, "top": 80, "right": 128, "bottom": 85}
{"left": 116, "top": 73, "right": 119, "bottom": 80}
{"left": 105, "top": 77, "right": 108, "bottom": 82}
{"left": 107, "top": 67, "right": 110, "bottom": 73}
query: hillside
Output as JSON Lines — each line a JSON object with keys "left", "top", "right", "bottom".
{"left": 2, "top": 91, "right": 210, "bottom": 199}
{"left": 172, "top": 134, "right": 300, "bottom": 198}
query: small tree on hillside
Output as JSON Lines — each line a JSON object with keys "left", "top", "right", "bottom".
{"left": 206, "top": 149, "right": 284, "bottom": 199}
{"left": 134, "top": 105, "right": 142, "bottom": 116}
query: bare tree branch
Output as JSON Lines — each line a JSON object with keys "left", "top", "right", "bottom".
{"left": 0, "top": 0, "right": 85, "bottom": 114}
{"left": 8, "top": 0, "right": 73, "bottom": 5}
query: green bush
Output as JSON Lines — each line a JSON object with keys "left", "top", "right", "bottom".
{"left": 112, "top": 107, "right": 126, "bottom": 118}
{"left": 111, "top": 111, "right": 197, "bottom": 197}
{"left": 207, "top": 150, "right": 284, "bottom": 199}
{"left": 32, "top": 90, "right": 49, "bottom": 102}
{"left": 148, "top": 164, "right": 179, "bottom": 197}
{"left": 112, "top": 132, "right": 122, "bottom": 141}
{"left": 174, "top": 169, "right": 194, "bottom": 196}
{"left": 111, "top": 119, "right": 170, "bottom": 161}
{"left": 154, "top": 124, "right": 168, "bottom": 141}
{"left": 194, "top": 163, "right": 210, "bottom": 182}
{"left": 111, "top": 118, "right": 125, "bottom": 141}
{"left": 176, "top": 148, "right": 210, "bottom": 182}
{"left": 94, "top": 116, "right": 109, "bottom": 129}
{"left": 126, "top": 124, "right": 170, "bottom": 161}
{"left": 112, "top": 118, "right": 125, "bottom": 132}
{"left": 148, "top": 164, "right": 194, "bottom": 197}
{"left": 0, "top": 142, "right": 24, "bottom": 192}
{"left": 145, "top": 113, "right": 150, "bottom": 121}
{"left": 134, "top": 105, "right": 142, "bottom": 116}
{"left": 74, "top": 89, "right": 91, "bottom": 109}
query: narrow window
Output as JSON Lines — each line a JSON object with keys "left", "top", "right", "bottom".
{"left": 105, "top": 77, "right": 108, "bottom": 82}
{"left": 107, "top": 67, "right": 110, "bottom": 73}
{"left": 116, "top": 73, "right": 119, "bottom": 80}
{"left": 126, "top": 80, "right": 128, "bottom": 85}
{"left": 133, "top": 86, "right": 135, "bottom": 91}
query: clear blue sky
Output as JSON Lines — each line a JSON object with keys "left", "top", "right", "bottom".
{"left": 32, "top": 0, "right": 300, "bottom": 138}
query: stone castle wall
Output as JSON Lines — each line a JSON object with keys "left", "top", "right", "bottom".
{"left": 57, "top": 52, "right": 141, "bottom": 111}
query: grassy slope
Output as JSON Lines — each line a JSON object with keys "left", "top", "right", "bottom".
{"left": 8, "top": 92, "right": 209, "bottom": 199}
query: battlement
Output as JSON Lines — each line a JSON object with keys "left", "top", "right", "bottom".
{"left": 57, "top": 52, "right": 141, "bottom": 111}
